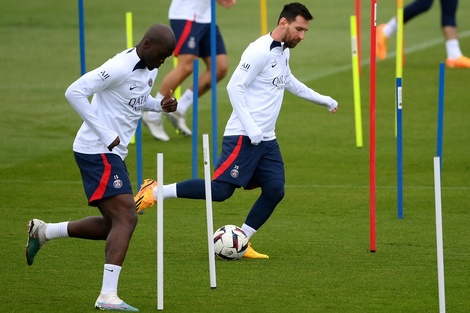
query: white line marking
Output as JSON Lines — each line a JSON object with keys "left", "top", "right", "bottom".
{"left": 1, "top": 180, "right": 468, "bottom": 190}
{"left": 285, "top": 184, "right": 470, "bottom": 190}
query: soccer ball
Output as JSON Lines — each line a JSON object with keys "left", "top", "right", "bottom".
{"left": 213, "top": 225, "right": 248, "bottom": 260}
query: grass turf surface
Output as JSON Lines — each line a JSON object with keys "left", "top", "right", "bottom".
{"left": 1, "top": 0, "right": 470, "bottom": 312}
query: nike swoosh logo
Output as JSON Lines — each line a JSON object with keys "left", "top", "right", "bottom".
{"left": 130, "top": 86, "right": 137, "bottom": 90}
{"left": 105, "top": 268, "right": 114, "bottom": 272}
{"left": 271, "top": 63, "right": 277, "bottom": 68}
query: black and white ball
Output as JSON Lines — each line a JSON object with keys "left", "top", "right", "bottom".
{"left": 213, "top": 225, "right": 248, "bottom": 260}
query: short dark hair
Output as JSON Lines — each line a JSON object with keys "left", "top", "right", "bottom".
{"left": 278, "top": 2, "right": 313, "bottom": 23}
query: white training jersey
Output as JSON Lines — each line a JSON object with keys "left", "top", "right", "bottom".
{"left": 65, "top": 48, "right": 162, "bottom": 160}
{"left": 225, "top": 33, "right": 338, "bottom": 141}
{"left": 169, "top": 0, "right": 211, "bottom": 23}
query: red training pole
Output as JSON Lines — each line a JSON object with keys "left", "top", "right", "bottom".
{"left": 369, "top": 0, "right": 377, "bottom": 253}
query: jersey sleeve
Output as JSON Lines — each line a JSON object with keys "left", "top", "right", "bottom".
{"left": 64, "top": 57, "right": 127, "bottom": 148}
{"left": 283, "top": 49, "right": 337, "bottom": 112}
{"left": 141, "top": 94, "right": 163, "bottom": 112}
{"left": 226, "top": 44, "right": 267, "bottom": 143}
{"left": 286, "top": 73, "right": 338, "bottom": 112}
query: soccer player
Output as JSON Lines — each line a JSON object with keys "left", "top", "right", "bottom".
{"left": 377, "top": 0, "right": 470, "bottom": 68}
{"left": 25, "top": 24, "right": 177, "bottom": 312}
{"left": 135, "top": 3, "right": 339, "bottom": 258}
{"left": 142, "top": 0, "right": 236, "bottom": 141}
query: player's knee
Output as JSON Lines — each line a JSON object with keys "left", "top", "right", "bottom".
{"left": 216, "top": 66, "right": 228, "bottom": 81}
{"left": 122, "top": 207, "right": 139, "bottom": 228}
{"left": 415, "top": 0, "right": 433, "bottom": 13}
{"left": 200, "top": 80, "right": 211, "bottom": 92}
{"left": 178, "top": 61, "right": 194, "bottom": 76}
{"left": 211, "top": 181, "right": 236, "bottom": 202}
{"left": 264, "top": 179, "right": 285, "bottom": 202}
{"left": 441, "top": 15, "right": 456, "bottom": 27}
{"left": 121, "top": 201, "right": 139, "bottom": 228}
{"left": 110, "top": 209, "right": 138, "bottom": 236}
{"left": 215, "top": 55, "right": 229, "bottom": 80}
{"left": 129, "top": 212, "right": 138, "bottom": 226}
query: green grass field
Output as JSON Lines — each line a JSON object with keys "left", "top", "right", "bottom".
{"left": 1, "top": 0, "right": 470, "bottom": 312}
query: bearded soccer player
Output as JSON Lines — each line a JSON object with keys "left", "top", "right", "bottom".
{"left": 135, "top": 2, "right": 339, "bottom": 258}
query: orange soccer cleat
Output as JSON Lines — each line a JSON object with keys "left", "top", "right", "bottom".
{"left": 446, "top": 55, "right": 470, "bottom": 68}
{"left": 243, "top": 242, "right": 269, "bottom": 259}
{"left": 376, "top": 24, "right": 388, "bottom": 60}
{"left": 134, "top": 179, "right": 157, "bottom": 213}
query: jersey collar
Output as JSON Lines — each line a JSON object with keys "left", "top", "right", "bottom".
{"left": 133, "top": 59, "right": 146, "bottom": 71}
{"left": 126, "top": 47, "right": 147, "bottom": 71}
{"left": 270, "top": 40, "right": 282, "bottom": 50}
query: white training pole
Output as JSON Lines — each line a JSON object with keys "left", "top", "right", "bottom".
{"left": 157, "top": 153, "right": 164, "bottom": 310}
{"left": 433, "top": 156, "right": 446, "bottom": 313}
{"left": 203, "top": 134, "right": 217, "bottom": 289}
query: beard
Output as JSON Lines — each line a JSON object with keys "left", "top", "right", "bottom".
{"left": 284, "top": 39, "right": 300, "bottom": 49}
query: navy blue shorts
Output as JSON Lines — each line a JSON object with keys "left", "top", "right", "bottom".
{"left": 170, "top": 19, "right": 227, "bottom": 57}
{"left": 74, "top": 152, "right": 133, "bottom": 207}
{"left": 404, "top": 0, "right": 458, "bottom": 26}
{"left": 213, "top": 136, "right": 285, "bottom": 189}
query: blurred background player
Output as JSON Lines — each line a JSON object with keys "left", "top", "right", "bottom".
{"left": 135, "top": 2, "right": 339, "bottom": 258}
{"left": 377, "top": 0, "right": 470, "bottom": 68}
{"left": 25, "top": 24, "right": 177, "bottom": 312}
{"left": 143, "top": 0, "right": 237, "bottom": 141}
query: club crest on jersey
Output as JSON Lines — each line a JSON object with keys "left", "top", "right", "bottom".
{"left": 230, "top": 165, "right": 240, "bottom": 178}
{"left": 148, "top": 78, "right": 153, "bottom": 87}
{"left": 240, "top": 63, "right": 250, "bottom": 72}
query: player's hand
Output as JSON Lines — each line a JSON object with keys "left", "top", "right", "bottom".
{"left": 248, "top": 129, "right": 263, "bottom": 145}
{"left": 108, "top": 136, "right": 120, "bottom": 151}
{"left": 161, "top": 90, "right": 178, "bottom": 113}
{"left": 329, "top": 98, "right": 339, "bottom": 114}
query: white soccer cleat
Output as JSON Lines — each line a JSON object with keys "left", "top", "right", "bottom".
{"left": 165, "top": 111, "right": 192, "bottom": 137}
{"left": 142, "top": 112, "right": 170, "bottom": 141}
{"left": 25, "top": 219, "right": 49, "bottom": 265}
{"left": 95, "top": 293, "right": 139, "bottom": 311}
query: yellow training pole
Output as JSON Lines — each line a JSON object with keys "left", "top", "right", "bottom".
{"left": 126, "top": 12, "right": 133, "bottom": 50}
{"left": 350, "top": 15, "right": 363, "bottom": 148}
{"left": 396, "top": 0, "right": 404, "bottom": 78}
{"left": 126, "top": 12, "right": 136, "bottom": 144}
{"left": 395, "top": 0, "right": 404, "bottom": 137}
{"left": 260, "top": 0, "right": 268, "bottom": 35}
{"left": 173, "top": 57, "right": 182, "bottom": 99}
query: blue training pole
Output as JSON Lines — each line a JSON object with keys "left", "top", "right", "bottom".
{"left": 396, "top": 77, "right": 403, "bottom": 219}
{"left": 210, "top": 0, "right": 218, "bottom": 164}
{"left": 436, "top": 62, "right": 445, "bottom": 169}
{"left": 78, "top": 0, "right": 86, "bottom": 75}
{"left": 192, "top": 59, "right": 200, "bottom": 178}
